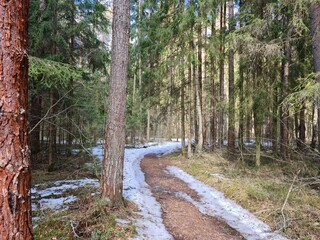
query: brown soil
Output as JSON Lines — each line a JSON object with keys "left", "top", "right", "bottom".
{"left": 141, "top": 155, "right": 244, "bottom": 240}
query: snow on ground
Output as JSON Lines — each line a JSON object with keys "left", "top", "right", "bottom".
{"left": 32, "top": 141, "right": 286, "bottom": 240}
{"left": 77, "top": 141, "right": 180, "bottom": 239}
{"left": 32, "top": 178, "right": 99, "bottom": 212}
{"left": 167, "top": 166, "right": 288, "bottom": 240}
{"left": 122, "top": 141, "right": 181, "bottom": 240}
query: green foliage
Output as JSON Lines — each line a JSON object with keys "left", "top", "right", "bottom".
{"left": 29, "top": 56, "right": 83, "bottom": 89}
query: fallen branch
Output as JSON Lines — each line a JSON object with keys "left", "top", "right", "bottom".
{"left": 280, "top": 170, "right": 300, "bottom": 230}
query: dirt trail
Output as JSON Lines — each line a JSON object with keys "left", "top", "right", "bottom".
{"left": 141, "top": 155, "right": 244, "bottom": 240}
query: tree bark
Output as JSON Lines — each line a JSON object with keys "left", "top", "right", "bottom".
{"left": 29, "top": 94, "right": 42, "bottom": 157}
{"left": 228, "top": 0, "right": 235, "bottom": 152}
{"left": 181, "top": 60, "right": 186, "bottom": 155}
{"left": 101, "top": 0, "right": 130, "bottom": 208}
{"left": 280, "top": 33, "right": 291, "bottom": 161}
{"left": 310, "top": 2, "right": 320, "bottom": 153}
{"left": 219, "top": 2, "right": 226, "bottom": 147}
{"left": 210, "top": 10, "right": 216, "bottom": 151}
{"left": 0, "top": 0, "right": 33, "bottom": 238}
{"left": 187, "top": 64, "right": 193, "bottom": 158}
{"left": 196, "top": 19, "right": 203, "bottom": 152}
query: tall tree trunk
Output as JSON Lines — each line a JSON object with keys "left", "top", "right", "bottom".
{"left": 210, "top": 11, "right": 216, "bottom": 151}
{"left": 101, "top": 0, "right": 130, "bottom": 208}
{"left": 280, "top": 33, "right": 291, "bottom": 161}
{"left": 48, "top": 91, "right": 56, "bottom": 168}
{"left": 138, "top": 0, "right": 143, "bottom": 143}
{"left": 147, "top": 107, "right": 150, "bottom": 141}
{"left": 311, "top": 102, "right": 317, "bottom": 149}
{"left": 272, "top": 79, "right": 279, "bottom": 154}
{"left": 297, "top": 103, "right": 306, "bottom": 151}
{"left": 188, "top": 64, "right": 193, "bottom": 158}
{"left": 219, "top": 2, "right": 226, "bottom": 147}
{"left": 228, "top": 0, "right": 235, "bottom": 152}
{"left": 196, "top": 20, "right": 203, "bottom": 152}
{"left": 310, "top": 2, "right": 320, "bottom": 153}
{"left": 30, "top": 94, "right": 42, "bottom": 157}
{"left": 203, "top": 24, "right": 208, "bottom": 147}
{"left": 192, "top": 42, "right": 198, "bottom": 144}
{"left": 181, "top": 60, "right": 186, "bottom": 155}
{"left": 0, "top": 0, "right": 33, "bottom": 238}
{"left": 167, "top": 66, "right": 173, "bottom": 140}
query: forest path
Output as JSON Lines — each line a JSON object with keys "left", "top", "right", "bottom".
{"left": 141, "top": 155, "right": 243, "bottom": 240}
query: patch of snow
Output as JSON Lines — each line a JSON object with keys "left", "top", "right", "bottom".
{"left": 32, "top": 178, "right": 99, "bottom": 211}
{"left": 123, "top": 141, "right": 181, "bottom": 240}
{"left": 91, "top": 145, "right": 104, "bottom": 161}
{"left": 167, "top": 166, "right": 287, "bottom": 240}
{"left": 37, "top": 196, "right": 78, "bottom": 211}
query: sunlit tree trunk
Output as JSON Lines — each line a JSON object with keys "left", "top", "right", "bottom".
{"left": 0, "top": 0, "right": 33, "bottom": 238}
{"left": 101, "top": 0, "right": 130, "bottom": 208}
{"left": 196, "top": 18, "right": 203, "bottom": 152}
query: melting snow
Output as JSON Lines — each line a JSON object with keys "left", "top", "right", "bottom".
{"left": 32, "top": 178, "right": 99, "bottom": 211}
{"left": 32, "top": 141, "right": 286, "bottom": 240}
{"left": 122, "top": 141, "right": 181, "bottom": 240}
{"left": 167, "top": 166, "right": 288, "bottom": 240}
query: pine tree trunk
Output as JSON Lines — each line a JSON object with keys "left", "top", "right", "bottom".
{"left": 188, "top": 64, "right": 193, "bottom": 158}
{"left": 311, "top": 102, "right": 317, "bottom": 149}
{"left": 48, "top": 91, "right": 56, "bottom": 168}
{"left": 310, "top": 2, "right": 320, "bottom": 153}
{"left": 227, "top": 0, "right": 235, "bottom": 152}
{"left": 196, "top": 20, "right": 203, "bottom": 152}
{"left": 30, "top": 94, "right": 42, "bottom": 157}
{"left": 181, "top": 61, "right": 186, "bottom": 155}
{"left": 272, "top": 82, "right": 279, "bottom": 154}
{"left": 210, "top": 13, "right": 216, "bottom": 151}
{"left": 138, "top": 0, "right": 143, "bottom": 143}
{"left": 0, "top": 0, "right": 33, "bottom": 238}
{"left": 203, "top": 25, "right": 207, "bottom": 147}
{"left": 280, "top": 34, "right": 291, "bottom": 160}
{"left": 219, "top": 2, "right": 226, "bottom": 147}
{"left": 297, "top": 103, "right": 306, "bottom": 151}
{"left": 101, "top": 0, "right": 130, "bottom": 208}
{"left": 147, "top": 107, "right": 150, "bottom": 141}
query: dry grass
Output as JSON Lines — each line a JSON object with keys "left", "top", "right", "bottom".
{"left": 169, "top": 151, "right": 320, "bottom": 240}
{"left": 33, "top": 195, "right": 137, "bottom": 240}
{"left": 32, "top": 151, "right": 136, "bottom": 240}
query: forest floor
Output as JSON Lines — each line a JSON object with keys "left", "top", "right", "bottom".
{"left": 31, "top": 142, "right": 320, "bottom": 239}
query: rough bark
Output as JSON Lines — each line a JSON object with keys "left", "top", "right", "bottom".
{"left": 101, "top": 0, "right": 130, "bottom": 208}
{"left": 0, "top": 0, "right": 33, "bottom": 238}
{"left": 310, "top": 2, "right": 320, "bottom": 152}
